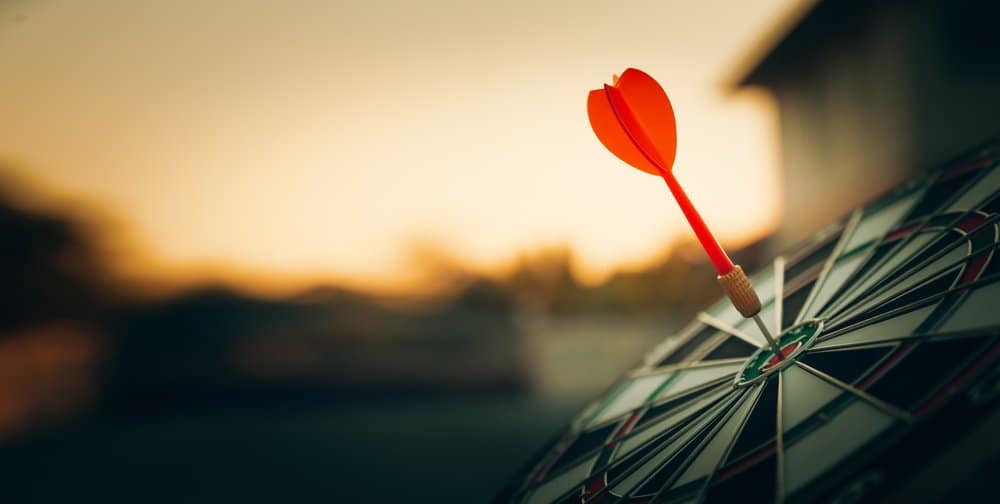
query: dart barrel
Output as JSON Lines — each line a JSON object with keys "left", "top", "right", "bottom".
{"left": 717, "top": 265, "right": 762, "bottom": 317}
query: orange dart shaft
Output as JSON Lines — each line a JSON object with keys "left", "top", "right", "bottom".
{"left": 659, "top": 171, "right": 735, "bottom": 276}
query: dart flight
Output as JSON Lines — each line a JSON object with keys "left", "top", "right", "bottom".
{"left": 587, "top": 68, "right": 781, "bottom": 356}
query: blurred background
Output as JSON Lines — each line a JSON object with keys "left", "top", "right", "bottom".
{"left": 1, "top": 0, "right": 998, "bottom": 502}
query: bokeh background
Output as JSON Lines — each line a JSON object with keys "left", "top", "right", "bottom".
{"left": 2, "top": 0, "right": 998, "bottom": 502}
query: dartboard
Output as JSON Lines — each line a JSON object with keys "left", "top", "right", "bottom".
{"left": 497, "top": 145, "right": 1000, "bottom": 503}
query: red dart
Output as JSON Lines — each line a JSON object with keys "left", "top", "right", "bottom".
{"left": 588, "top": 68, "right": 781, "bottom": 356}
{"left": 587, "top": 70, "right": 732, "bottom": 275}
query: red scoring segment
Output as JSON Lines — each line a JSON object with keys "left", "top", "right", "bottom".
{"left": 587, "top": 68, "right": 735, "bottom": 276}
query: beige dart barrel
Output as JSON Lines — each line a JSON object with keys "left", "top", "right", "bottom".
{"left": 717, "top": 265, "right": 762, "bottom": 318}
{"left": 717, "top": 264, "right": 785, "bottom": 359}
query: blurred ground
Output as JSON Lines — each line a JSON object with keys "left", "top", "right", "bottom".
{"left": 0, "top": 316, "right": 668, "bottom": 503}
{"left": 0, "top": 395, "right": 584, "bottom": 503}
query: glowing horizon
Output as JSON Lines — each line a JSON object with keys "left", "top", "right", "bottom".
{"left": 0, "top": 0, "right": 805, "bottom": 295}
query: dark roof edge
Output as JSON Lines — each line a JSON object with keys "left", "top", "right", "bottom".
{"left": 726, "top": 0, "right": 822, "bottom": 90}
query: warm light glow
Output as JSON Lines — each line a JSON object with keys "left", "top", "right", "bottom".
{"left": 0, "top": 0, "right": 803, "bottom": 295}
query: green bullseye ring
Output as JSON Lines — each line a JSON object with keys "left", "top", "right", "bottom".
{"left": 735, "top": 319, "right": 824, "bottom": 387}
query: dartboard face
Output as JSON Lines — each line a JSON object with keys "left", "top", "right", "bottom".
{"left": 498, "top": 145, "right": 1000, "bottom": 504}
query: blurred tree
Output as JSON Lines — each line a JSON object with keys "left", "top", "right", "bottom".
{"left": 0, "top": 178, "right": 115, "bottom": 332}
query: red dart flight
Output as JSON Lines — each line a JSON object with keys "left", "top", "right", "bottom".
{"left": 588, "top": 68, "right": 780, "bottom": 354}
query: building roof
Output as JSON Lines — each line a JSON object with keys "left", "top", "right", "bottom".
{"left": 732, "top": 0, "right": 870, "bottom": 88}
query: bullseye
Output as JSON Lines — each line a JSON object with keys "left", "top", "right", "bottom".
{"left": 766, "top": 342, "right": 802, "bottom": 368}
{"left": 735, "top": 319, "right": 825, "bottom": 387}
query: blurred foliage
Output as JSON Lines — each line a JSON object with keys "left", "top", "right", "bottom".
{"left": 466, "top": 240, "right": 765, "bottom": 319}
{"left": 0, "top": 181, "right": 117, "bottom": 331}
{"left": 0, "top": 169, "right": 765, "bottom": 436}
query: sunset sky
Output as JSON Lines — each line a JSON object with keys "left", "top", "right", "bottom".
{"left": 0, "top": 0, "right": 808, "bottom": 293}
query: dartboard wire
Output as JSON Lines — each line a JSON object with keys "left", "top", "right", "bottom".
{"left": 912, "top": 154, "right": 995, "bottom": 215}
{"left": 573, "top": 382, "right": 633, "bottom": 433}
{"left": 791, "top": 216, "right": 848, "bottom": 258}
{"left": 775, "top": 372, "right": 786, "bottom": 504}
{"left": 586, "top": 368, "right": 694, "bottom": 431}
{"left": 821, "top": 210, "right": 999, "bottom": 321}
{"left": 687, "top": 330, "right": 743, "bottom": 363}
{"left": 530, "top": 380, "right": 737, "bottom": 491}
{"left": 575, "top": 349, "right": 681, "bottom": 433}
{"left": 793, "top": 361, "right": 915, "bottom": 423}
{"left": 585, "top": 357, "right": 743, "bottom": 432}
{"left": 820, "top": 170, "right": 1000, "bottom": 318}
{"left": 580, "top": 389, "right": 744, "bottom": 503}
{"left": 552, "top": 365, "right": 700, "bottom": 480}
{"left": 821, "top": 268, "right": 1000, "bottom": 341}
{"left": 697, "top": 312, "right": 763, "bottom": 348}
{"left": 773, "top": 256, "right": 786, "bottom": 333}
{"left": 646, "top": 386, "right": 759, "bottom": 503}
{"left": 626, "top": 357, "right": 746, "bottom": 379}
{"left": 522, "top": 434, "right": 591, "bottom": 491}
{"left": 831, "top": 233, "right": 998, "bottom": 327}
{"left": 613, "top": 381, "right": 735, "bottom": 454}
{"left": 823, "top": 295, "right": 941, "bottom": 341}
{"left": 811, "top": 325, "right": 999, "bottom": 353}
{"left": 920, "top": 238, "right": 996, "bottom": 337}
{"left": 638, "top": 376, "right": 735, "bottom": 419}
{"left": 692, "top": 382, "right": 766, "bottom": 504}
{"left": 820, "top": 268, "right": 964, "bottom": 330}
{"left": 815, "top": 164, "right": 991, "bottom": 315}
{"left": 819, "top": 293, "right": 944, "bottom": 342}
{"left": 634, "top": 390, "right": 745, "bottom": 502}
{"left": 827, "top": 240, "right": 999, "bottom": 327}
{"left": 794, "top": 209, "right": 863, "bottom": 326}
{"left": 800, "top": 180, "right": 942, "bottom": 321}
{"left": 622, "top": 390, "right": 747, "bottom": 501}
{"left": 513, "top": 428, "right": 576, "bottom": 498}
{"left": 526, "top": 418, "right": 624, "bottom": 492}
{"left": 551, "top": 387, "right": 736, "bottom": 500}
{"left": 815, "top": 220, "right": 945, "bottom": 320}
{"left": 581, "top": 370, "right": 682, "bottom": 432}
{"left": 641, "top": 319, "right": 705, "bottom": 370}
{"left": 810, "top": 339, "right": 902, "bottom": 352}
{"left": 941, "top": 159, "right": 1000, "bottom": 212}
{"left": 815, "top": 156, "right": 995, "bottom": 321}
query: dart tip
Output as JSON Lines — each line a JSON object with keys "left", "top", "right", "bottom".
{"left": 718, "top": 266, "right": 783, "bottom": 358}
{"left": 752, "top": 314, "right": 783, "bottom": 360}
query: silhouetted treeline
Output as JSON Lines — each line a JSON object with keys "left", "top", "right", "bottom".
{"left": 0, "top": 184, "right": 116, "bottom": 332}
{"left": 0, "top": 172, "right": 765, "bottom": 433}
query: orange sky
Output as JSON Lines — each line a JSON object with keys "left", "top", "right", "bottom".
{"left": 0, "top": 0, "right": 807, "bottom": 294}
